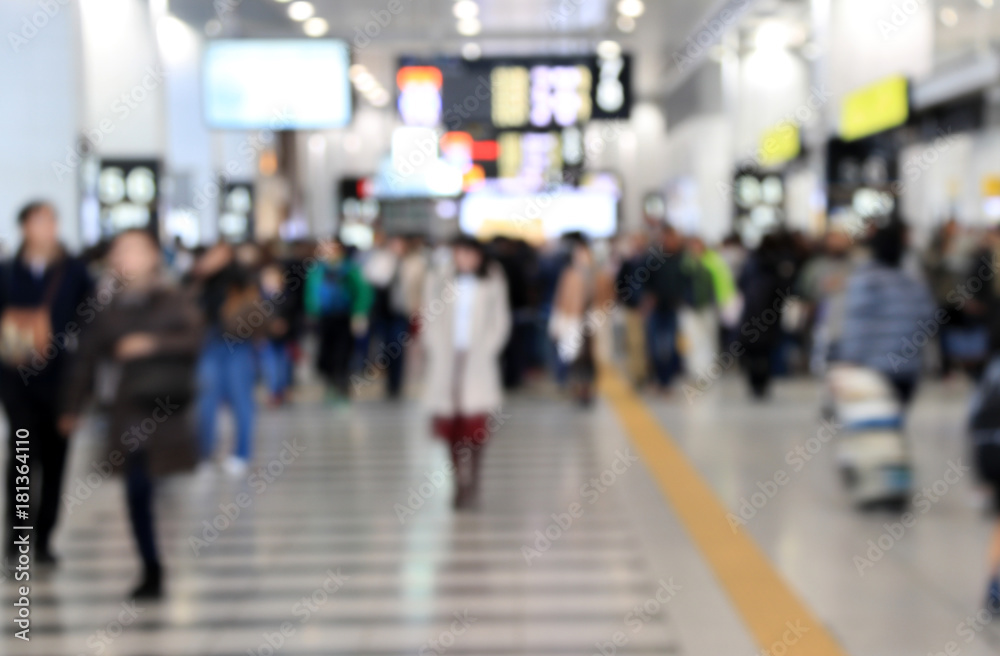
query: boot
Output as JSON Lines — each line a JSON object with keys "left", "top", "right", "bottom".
{"left": 130, "top": 561, "right": 163, "bottom": 600}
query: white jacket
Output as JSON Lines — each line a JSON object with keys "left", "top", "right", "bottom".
{"left": 422, "top": 262, "right": 511, "bottom": 416}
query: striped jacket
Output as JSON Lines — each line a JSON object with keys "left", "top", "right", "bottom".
{"left": 839, "top": 262, "right": 935, "bottom": 378}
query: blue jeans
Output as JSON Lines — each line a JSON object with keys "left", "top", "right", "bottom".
{"left": 258, "top": 340, "right": 291, "bottom": 397}
{"left": 647, "top": 310, "right": 679, "bottom": 387}
{"left": 198, "top": 336, "right": 255, "bottom": 460}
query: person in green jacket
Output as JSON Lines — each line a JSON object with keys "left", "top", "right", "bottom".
{"left": 305, "top": 239, "right": 373, "bottom": 402}
{"left": 701, "top": 243, "right": 739, "bottom": 325}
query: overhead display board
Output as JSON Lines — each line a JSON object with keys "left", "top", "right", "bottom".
{"left": 397, "top": 54, "right": 632, "bottom": 132}
{"left": 204, "top": 40, "right": 352, "bottom": 129}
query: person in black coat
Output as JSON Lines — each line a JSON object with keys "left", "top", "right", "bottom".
{"left": 738, "top": 232, "right": 798, "bottom": 399}
{"left": 0, "top": 201, "right": 92, "bottom": 564}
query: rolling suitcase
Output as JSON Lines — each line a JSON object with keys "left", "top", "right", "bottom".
{"left": 825, "top": 366, "right": 911, "bottom": 510}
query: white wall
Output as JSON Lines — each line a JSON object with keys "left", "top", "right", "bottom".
{"left": 899, "top": 129, "right": 1000, "bottom": 245}
{"left": 662, "top": 113, "right": 734, "bottom": 244}
{"left": 735, "top": 48, "right": 811, "bottom": 158}
{"left": 827, "top": 0, "right": 934, "bottom": 130}
{"left": 585, "top": 102, "right": 669, "bottom": 233}
{"left": 78, "top": 0, "right": 165, "bottom": 157}
{"left": 156, "top": 15, "right": 218, "bottom": 245}
{"left": 0, "top": 0, "right": 81, "bottom": 252}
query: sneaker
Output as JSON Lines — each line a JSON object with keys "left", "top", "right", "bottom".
{"left": 223, "top": 456, "right": 249, "bottom": 477}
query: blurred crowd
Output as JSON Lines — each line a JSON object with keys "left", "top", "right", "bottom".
{"left": 5, "top": 199, "right": 1000, "bottom": 600}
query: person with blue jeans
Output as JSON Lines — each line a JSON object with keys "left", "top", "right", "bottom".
{"left": 189, "top": 242, "right": 259, "bottom": 475}
{"left": 198, "top": 336, "right": 255, "bottom": 472}
{"left": 643, "top": 227, "right": 688, "bottom": 392}
{"left": 257, "top": 263, "right": 293, "bottom": 406}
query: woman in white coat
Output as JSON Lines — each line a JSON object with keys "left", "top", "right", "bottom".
{"left": 423, "top": 236, "right": 511, "bottom": 510}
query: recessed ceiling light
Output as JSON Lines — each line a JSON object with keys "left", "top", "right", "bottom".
{"left": 596, "top": 40, "right": 621, "bottom": 59}
{"left": 938, "top": 5, "right": 958, "bottom": 25}
{"left": 616, "top": 0, "right": 644, "bottom": 18}
{"left": 453, "top": 0, "right": 479, "bottom": 20}
{"left": 457, "top": 17, "right": 481, "bottom": 36}
{"left": 978, "top": 0, "right": 993, "bottom": 8}
{"left": 461, "top": 42, "right": 482, "bottom": 60}
{"left": 303, "top": 16, "right": 328, "bottom": 36}
{"left": 349, "top": 64, "right": 367, "bottom": 80}
{"left": 616, "top": 15, "right": 636, "bottom": 32}
{"left": 288, "top": 1, "right": 314, "bottom": 21}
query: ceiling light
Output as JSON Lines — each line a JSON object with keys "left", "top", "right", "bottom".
{"left": 461, "top": 42, "right": 482, "bottom": 60}
{"left": 349, "top": 64, "right": 367, "bottom": 81}
{"left": 616, "top": 0, "right": 644, "bottom": 18}
{"left": 457, "top": 17, "right": 481, "bottom": 36}
{"left": 303, "top": 16, "right": 328, "bottom": 36}
{"left": 616, "top": 15, "right": 635, "bottom": 32}
{"left": 939, "top": 6, "right": 958, "bottom": 25}
{"left": 355, "top": 75, "right": 378, "bottom": 92}
{"left": 204, "top": 19, "right": 222, "bottom": 36}
{"left": 754, "top": 21, "right": 791, "bottom": 50}
{"left": 287, "top": 1, "right": 314, "bottom": 21}
{"left": 596, "top": 40, "right": 621, "bottom": 59}
{"left": 274, "top": 0, "right": 292, "bottom": 3}
{"left": 453, "top": 0, "right": 479, "bottom": 20}
{"left": 978, "top": 0, "right": 994, "bottom": 7}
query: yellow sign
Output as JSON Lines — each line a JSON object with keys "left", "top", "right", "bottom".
{"left": 759, "top": 123, "right": 800, "bottom": 167}
{"left": 840, "top": 75, "right": 909, "bottom": 141}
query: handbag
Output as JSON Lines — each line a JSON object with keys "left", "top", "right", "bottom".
{"left": 548, "top": 310, "right": 583, "bottom": 363}
{"left": 119, "top": 354, "right": 197, "bottom": 407}
{"left": 0, "top": 262, "right": 64, "bottom": 367}
{"left": 219, "top": 283, "right": 263, "bottom": 338}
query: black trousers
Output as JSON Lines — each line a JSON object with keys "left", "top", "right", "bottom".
{"left": 317, "top": 314, "right": 354, "bottom": 395}
{"left": 2, "top": 385, "right": 68, "bottom": 556}
{"left": 126, "top": 451, "right": 158, "bottom": 568}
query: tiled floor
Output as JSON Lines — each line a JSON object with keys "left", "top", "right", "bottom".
{"left": 5, "top": 374, "right": 1000, "bottom": 655}
{"left": 650, "top": 375, "right": 1000, "bottom": 656}
{"left": 8, "top": 395, "right": 685, "bottom": 655}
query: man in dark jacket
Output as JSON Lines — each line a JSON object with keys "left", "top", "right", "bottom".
{"left": 643, "top": 227, "right": 688, "bottom": 391}
{"left": 0, "top": 201, "right": 92, "bottom": 564}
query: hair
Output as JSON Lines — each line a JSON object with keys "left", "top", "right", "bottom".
{"left": 114, "top": 228, "right": 160, "bottom": 248}
{"left": 17, "top": 200, "right": 53, "bottom": 226}
{"left": 870, "top": 216, "right": 906, "bottom": 268}
{"left": 562, "top": 230, "right": 590, "bottom": 248}
{"left": 451, "top": 234, "right": 490, "bottom": 278}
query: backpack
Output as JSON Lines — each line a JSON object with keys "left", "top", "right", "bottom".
{"left": 318, "top": 264, "right": 353, "bottom": 316}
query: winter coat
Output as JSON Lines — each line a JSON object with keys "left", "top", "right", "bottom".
{"left": 422, "top": 262, "right": 511, "bottom": 417}
{"left": 62, "top": 284, "right": 204, "bottom": 476}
